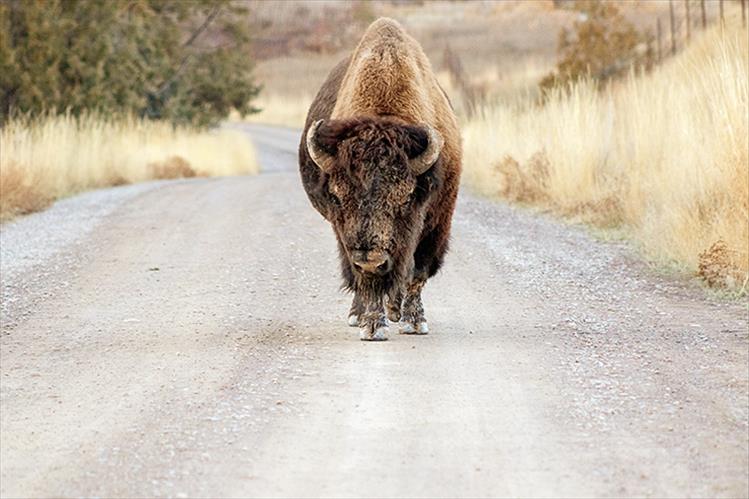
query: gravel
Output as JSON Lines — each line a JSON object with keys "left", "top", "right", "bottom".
{"left": 0, "top": 181, "right": 167, "bottom": 329}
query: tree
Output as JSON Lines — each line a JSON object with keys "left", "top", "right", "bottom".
{"left": 0, "top": 0, "right": 260, "bottom": 127}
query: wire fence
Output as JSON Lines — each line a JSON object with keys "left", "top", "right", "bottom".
{"left": 655, "top": 0, "right": 746, "bottom": 63}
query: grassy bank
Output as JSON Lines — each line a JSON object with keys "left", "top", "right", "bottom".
{"left": 0, "top": 113, "right": 259, "bottom": 221}
{"left": 462, "top": 23, "right": 748, "bottom": 291}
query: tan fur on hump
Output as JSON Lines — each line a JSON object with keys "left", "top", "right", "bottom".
{"left": 331, "top": 18, "right": 461, "bottom": 166}
{"left": 328, "top": 17, "right": 462, "bottom": 239}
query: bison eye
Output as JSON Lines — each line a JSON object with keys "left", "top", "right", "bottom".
{"left": 328, "top": 186, "right": 342, "bottom": 205}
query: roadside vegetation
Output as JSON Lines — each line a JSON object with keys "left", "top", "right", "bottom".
{"left": 463, "top": 20, "right": 748, "bottom": 292}
{"left": 0, "top": 0, "right": 261, "bottom": 222}
{"left": 0, "top": 113, "right": 258, "bottom": 221}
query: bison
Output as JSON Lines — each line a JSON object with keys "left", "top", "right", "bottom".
{"left": 299, "top": 17, "right": 461, "bottom": 341}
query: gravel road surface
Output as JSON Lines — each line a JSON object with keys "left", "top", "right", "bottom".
{"left": 1, "top": 123, "right": 747, "bottom": 498}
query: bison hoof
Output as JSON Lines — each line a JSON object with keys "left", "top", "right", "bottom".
{"left": 347, "top": 314, "right": 360, "bottom": 327}
{"left": 399, "top": 320, "right": 429, "bottom": 335}
{"left": 359, "top": 324, "right": 388, "bottom": 341}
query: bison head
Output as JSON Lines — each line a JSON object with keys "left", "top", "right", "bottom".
{"left": 306, "top": 116, "right": 443, "bottom": 294}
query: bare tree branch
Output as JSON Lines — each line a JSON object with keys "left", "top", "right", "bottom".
{"left": 155, "top": 4, "right": 222, "bottom": 97}
{"left": 182, "top": 4, "right": 222, "bottom": 49}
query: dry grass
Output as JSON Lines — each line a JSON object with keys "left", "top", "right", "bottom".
{"left": 0, "top": 113, "right": 259, "bottom": 221}
{"left": 241, "top": 51, "right": 344, "bottom": 128}
{"left": 463, "top": 22, "right": 748, "bottom": 290}
{"left": 241, "top": 91, "right": 314, "bottom": 129}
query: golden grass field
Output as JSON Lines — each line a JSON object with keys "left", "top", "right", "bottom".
{"left": 463, "top": 22, "right": 748, "bottom": 291}
{"left": 0, "top": 113, "right": 259, "bottom": 221}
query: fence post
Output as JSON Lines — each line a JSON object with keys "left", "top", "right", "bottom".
{"left": 685, "top": 0, "right": 691, "bottom": 41}
{"left": 700, "top": 0, "right": 707, "bottom": 28}
{"left": 669, "top": 0, "right": 677, "bottom": 55}
{"left": 657, "top": 17, "right": 663, "bottom": 61}
{"left": 719, "top": 0, "right": 724, "bottom": 26}
{"left": 742, "top": 0, "right": 746, "bottom": 27}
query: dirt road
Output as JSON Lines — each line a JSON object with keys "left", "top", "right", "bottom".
{"left": 1, "top": 124, "right": 747, "bottom": 498}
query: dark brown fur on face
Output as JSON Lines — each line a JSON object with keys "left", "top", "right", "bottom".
{"left": 298, "top": 18, "right": 461, "bottom": 340}
{"left": 317, "top": 116, "right": 443, "bottom": 298}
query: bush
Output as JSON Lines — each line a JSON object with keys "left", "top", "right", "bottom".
{"left": 0, "top": 0, "right": 261, "bottom": 127}
{"left": 540, "top": 0, "right": 653, "bottom": 91}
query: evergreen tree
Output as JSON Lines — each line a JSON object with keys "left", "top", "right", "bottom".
{"left": 0, "top": 0, "right": 260, "bottom": 127}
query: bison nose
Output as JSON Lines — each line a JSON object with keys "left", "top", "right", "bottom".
{"left": 351, "top": 250, "right": 393, "bottom": 276}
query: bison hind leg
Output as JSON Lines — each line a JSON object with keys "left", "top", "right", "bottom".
{"left": 386, "top": 286, "right": 402, "bottom": 322}
{"left": 399, "top": 274, "right": 429, "bottom": 335}
{"left": 348, "top": 293, "right": 365, "bottom": 327}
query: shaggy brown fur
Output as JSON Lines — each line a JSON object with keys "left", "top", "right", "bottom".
{"left": 298, "top": 18, "right": 462, "bottom": 340}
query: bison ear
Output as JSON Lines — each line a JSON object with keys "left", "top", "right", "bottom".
{"left": 403, "top": 124, "right": 444, "bottom": 175}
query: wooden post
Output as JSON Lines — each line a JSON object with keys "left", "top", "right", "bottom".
{"left": 742, "top": 0, "right": 746, "bottom": 27}
{"left": 657, "top": 17, "right": 663, "bottom": 61}
{"left": 685, "top": 0, "right": 691, "bottom": 42}
{"left": 719, "top": 0, "right": 724, "bottom": 26}
{"left": 700, "top": 0, "right": 707, "bottom": 28}
{"left": 669, "top": 0, "right": 677, "bottom": 55}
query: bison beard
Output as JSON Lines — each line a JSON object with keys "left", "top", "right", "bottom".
{"left": 298, "top": 18, "right": 461, "bottom": 341}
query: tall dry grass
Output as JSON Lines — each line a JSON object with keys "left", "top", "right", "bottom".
{"left": 463, "top": 23, "right": 748, "bottom": 290}
{"left": 0, "top": 113, "right": 259, "bottom": 221}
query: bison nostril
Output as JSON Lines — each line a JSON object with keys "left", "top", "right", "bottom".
{"left": 352, "top": 251, "right": 391, "bottom": 275}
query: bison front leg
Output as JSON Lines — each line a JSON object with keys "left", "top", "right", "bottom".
{"left": 399, "top": 224, "right": 450, "bottom": 335}
{"left": 359, "top": 297, "right": 388, "bottom": 341}
{"left": 399, "top": 273, "right": 428, "bottom": 334}
{"left": 351, "top": 288, "right": 399, "bottom": 332}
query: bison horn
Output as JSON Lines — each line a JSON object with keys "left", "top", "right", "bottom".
{"left": 408, "top": 125, "right": 444, "bottom": 175}
{"left": 306, "top": 119, "right": 334, "bottom": 173}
